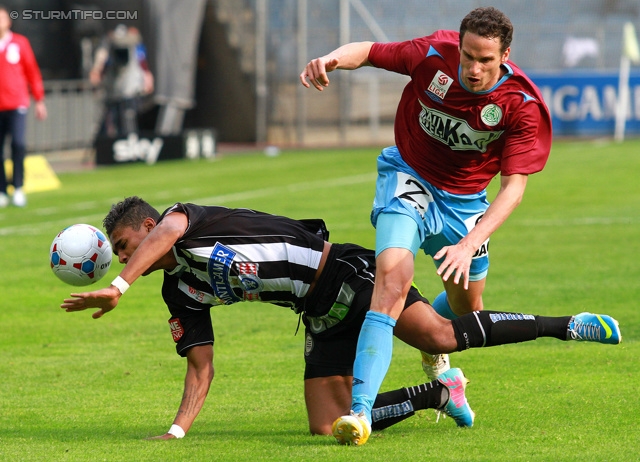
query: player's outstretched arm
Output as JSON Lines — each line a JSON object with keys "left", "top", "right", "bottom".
{"left": 299, "top": 41, "right": 374, "bottom": 90}
{"left": 60, "top": 212, "right": 188, "bottom": 318}
{"left": 435, "top": 174, "right": 528, "bottom": 289}
{"left": 146, "top": 345, "right": 214, "bottom": 440}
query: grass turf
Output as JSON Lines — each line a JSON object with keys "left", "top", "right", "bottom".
{"left": 0, "top": 139, "right": 638, "bottom": 461}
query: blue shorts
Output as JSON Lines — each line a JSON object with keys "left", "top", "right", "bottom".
{"left": 371, "top": 146, "right": 490, "bottom": 281}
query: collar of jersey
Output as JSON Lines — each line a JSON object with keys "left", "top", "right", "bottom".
{"left": 458, "top": 62, "right": 513, "bottom": 94}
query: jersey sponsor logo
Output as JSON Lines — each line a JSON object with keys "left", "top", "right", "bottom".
{"left": 394, "top": 171, "right": 434, "bottom": 218}
{"left": 169, "top": 318, "right": 184, "bottom": 342}
{"left": 481, "top": 104, "right": 503, "bottom": 126}
{"left": 418, "top": 101, "right": 504, "bottom": 152}
{"left": 464, "top": 213, "right": 490, "bottom": 259}
{"left": 177, "top": 279, "right": 220, "bottom": 305}
{"left": 307, "top": 282, "right": 354, "bottom": 334}
{"left": 307, "top": 304, "right": 348, "bottom": 334}
{"left": 426, "top": 70, "right": 454, "bottom": 102}
{"left": 208, "top": 242, "right": 242, "bottom": 305}
{"left": 185, "top": 282, "right": 208, "bottom": 303}
{"left": 236, "top": 262, "right": 263, "bottom": 301}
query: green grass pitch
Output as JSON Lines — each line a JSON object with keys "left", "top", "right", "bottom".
{"left": 1, "top": 139, "right": 638, "bottom": 461}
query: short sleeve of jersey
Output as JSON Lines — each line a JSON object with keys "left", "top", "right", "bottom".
{"left": 369, "top": 31, "right": 459, "bottom": 76}
{"left": 500, "top": 93, "right": 552, "bottom": 176}
{"left": 160, "top": 202, "right": 220, "bottom": 239}
{"left": 163, "top": 272, "right": 214, "bottom": 357}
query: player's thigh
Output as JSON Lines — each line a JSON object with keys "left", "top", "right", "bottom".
{"left": 304, "top": 375, "right": 352, "bottom": 435}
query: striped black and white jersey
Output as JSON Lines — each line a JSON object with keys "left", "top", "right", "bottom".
{"left": 158, "top": 203, "right": 428, "bottom": 359}
{"left": 160, "top": 203, "right": 327, "bottom": 315}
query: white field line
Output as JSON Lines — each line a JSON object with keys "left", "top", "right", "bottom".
{"left": 0, "top": 173, "right": 377, "bottom": 237}
{"left": 515, "top": 217, "right": 640, "bottom": 226}
{"left": 1, "top": 172, "right": 636, "bottom": 236}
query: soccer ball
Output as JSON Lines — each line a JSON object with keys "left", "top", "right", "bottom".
{"left": 50, "top": 224, "right": 113, "bottom": 286}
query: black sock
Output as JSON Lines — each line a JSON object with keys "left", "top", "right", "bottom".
{"left": 536, "top": 315, "right": 572, "bottom": 340}
{"left": 371, "top": 382, "right": 447, "bottom": 431}
{"left": 451, "top": 311, "right": 573, "bottom": 350}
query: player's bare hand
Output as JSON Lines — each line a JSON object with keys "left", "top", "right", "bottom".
{"left": 299, "top": 57, "right": 339, "bottom": 90}
{"left": 60, "top": 286, "right": 121, "bottom": 319}
{"left": 434, "top": 242, "right": 475, "bottom": 290}
{"left": 35, "top": 101, "right": 47, "bottom": 120}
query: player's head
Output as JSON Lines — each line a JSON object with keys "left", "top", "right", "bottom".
{"left": 459, "top": 7, "right": 513, "bottom": 54}
{"left": 458, "top": 7, "right": 512, "bottom": 92}
{"left": 103, "top": 196, "right": 160, "bottom": 237}
{"left": 104, "top": 196, "right": 161, "bottom": 267}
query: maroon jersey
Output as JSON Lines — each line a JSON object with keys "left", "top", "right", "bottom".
{"left": 368, "top": 30, "right": 552, "bottom": 195}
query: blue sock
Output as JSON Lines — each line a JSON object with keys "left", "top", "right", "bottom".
{"left": 432, "top": 291, "right": 458, "bottom": 320}
{"left": 351, "top": 311, "right": 396, "bottom": 423}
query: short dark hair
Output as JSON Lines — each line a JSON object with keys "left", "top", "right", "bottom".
{"left": 103, "top": 196, "right": 160, "bottom": 236}
{"left": 459, "top": 7, "right": 513, "bottom": 53}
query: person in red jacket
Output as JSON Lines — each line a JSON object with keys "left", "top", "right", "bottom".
{"left": 0, "top": 5, "right": 47, "bottom": 207}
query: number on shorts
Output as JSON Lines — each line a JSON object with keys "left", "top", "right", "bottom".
{"left": 395, "top": 172, "right": 434, "bottom": 217}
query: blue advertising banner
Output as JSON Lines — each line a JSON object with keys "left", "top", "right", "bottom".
{"left": 528, "top": 71, "right": 640, "bottom": 137}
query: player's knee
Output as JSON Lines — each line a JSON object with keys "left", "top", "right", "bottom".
{"left": 423, "top": 321, "right": 458, "bottom": 353}
{"left": 309, "top": 421, "right": 333, "bottom": 436}
{"left": 375, "top": 266, "right": 413, "bottom": 299}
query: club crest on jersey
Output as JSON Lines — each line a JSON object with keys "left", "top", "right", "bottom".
{"left": 169, "top": 318, "right": 184, "bottom": 342}
{"left": 208, "top": 242, "right": 242, "bottom": 304}
{"left": 236, "top": 262, "right": 263, "bottom": 300}
{"left": 481, "top": 104, "right": 502, "bottom": 127}
{"left": 426, "top": 70, "right": 454, "bottom": 103}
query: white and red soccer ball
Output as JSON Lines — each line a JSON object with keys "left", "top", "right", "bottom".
{"left": 50, "top": 224, "right": 113, "bottom": 286}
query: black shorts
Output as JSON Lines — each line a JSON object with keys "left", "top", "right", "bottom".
{"left": 302, "top": 243, "right": 429, "bottom": 379}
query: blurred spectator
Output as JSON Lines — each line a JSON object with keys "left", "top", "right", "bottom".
{"left": 89, "top": 24, "right": 154, "bottom": 137}
{"left": 563, "top": 36, "right": 600, "bottom": 67}
{"left": 0, "top": 5, "right": 47, "bottom": 208}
